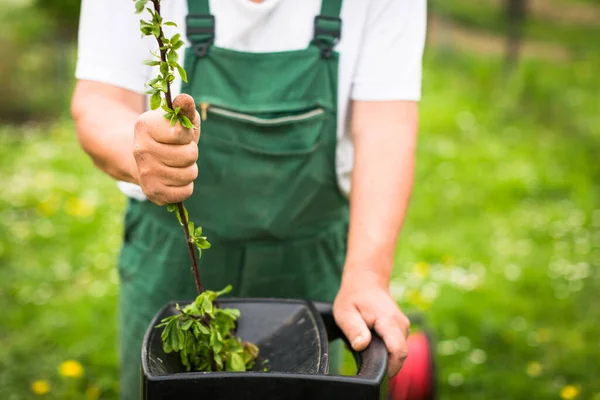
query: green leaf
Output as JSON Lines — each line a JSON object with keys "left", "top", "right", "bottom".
{"left": 202, "top": 295, "right": 213, "bottom": 315}
{"left": 160, "top": 80, "right": 169, "bottom": 93}
{"left": 216, "top": 285, "right": 233, "bottom": 297}
{"left": 163, "top": 112, "right": 174, "bottom": 120}
{"left": 181, "top": 319, "right": 194, "bottom": 331}
{"left": 134, "top": 0, "right": 146, "bottom": 13}
{"left": 167, "top": 204, "right": 177, "bottom": 213}
{"left": 161, "top": 103, "right": 173, "bottom": 113}
{"left": 163, "top": 340, "right": 173, "bottom": 354}
{"left": 179, "top": 115, "right": 193, "bottom": 129}
{"left": 143, "top": 60, "right": 161, "bottom": 67}
{"left": 227, "top": 353, "right": 246, "bottom": 372}
{"left": 171, "top": 33, "right": 181, "bottom": 44}
{"left": 188, "top": 220, "right": 194, "bottom": 234}
{"left": 214, "top": 353, "right": 223, "bottom": 370}
{"left": 173, "top": 39, "right": 185, "bottom": 50}
{"left": 146, "top": 78, "right": 160, "bottom": 87}
{"left": 160, "top": 62, "right": 169, "bottom": 76}
{"left": 177, "top": 327, "right": 186, "bottom": 350}
{"left": 194, "top": 226, "right": 203, "bottom": 236}
{"left": 195, "top": 237, "right": 211, "bottom": 250}
{"left": 176, "top": 63, "right": 188, "bottom": 83}
{"left": 221, "top": 308, "right": 240, "bottom": 319}
{"left": 180, "top": 346, "right": 191, "bottom": 371}
{"left": 167, "top": 50, "right": 179, "bottom": 64}
{"left": 170, "top": 114, "right": 178, "bottom": 126}
{"left": 150, "top": 92, "right": 162, "bottom": 110}
{"left": 165, "top": 21, "right": 178, "bottom": 27}
{"left": 175, "top": 207, "right": 183, "bottom": 225}
{"left": 174, "top": 106, "right": 181, "bottom": 115}
{"left": 196, "top": 322, "right": 210, "bottom": 335}
{"left": 152, "top": 25, "right": 161, "bottom": 38}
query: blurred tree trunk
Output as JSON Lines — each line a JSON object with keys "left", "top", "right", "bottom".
{"left": 505, "top": 0, "right": 528, "bottom": 71}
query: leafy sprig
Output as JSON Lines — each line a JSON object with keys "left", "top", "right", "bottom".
{"left": 167, "top": 204, "right": 211, "bottom": 256}
{"left": 134, "top": 0, "right": 205, "bottom": 295}
{"left": 156, "top": 286, "right": 261, "bottom": 372}
{"left": 133, "top": 0, "right": 262, "bottom": 373}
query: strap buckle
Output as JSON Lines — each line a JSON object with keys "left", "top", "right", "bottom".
{"left": 313, "top": 15, "right": 342, "bottom": 59}
{"left": 186, "top": 14, "right": 215, "bottom": 58}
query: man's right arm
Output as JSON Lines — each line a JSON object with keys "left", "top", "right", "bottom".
{"left": 71, "top": 80, "right": 144, "bottom": 184}
{"left": 71, "top": 81, "right": 201, "bottom": 205}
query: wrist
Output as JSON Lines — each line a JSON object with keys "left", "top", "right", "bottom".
{"left": 341, "top": 263, "right": 390, "bottom": 290}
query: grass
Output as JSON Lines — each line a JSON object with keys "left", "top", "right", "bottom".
{"left": 1, "top": 4, "right": 599, "bottom": 400}
{"left": 432, "top": 0, "right": 600, "bottom": 55}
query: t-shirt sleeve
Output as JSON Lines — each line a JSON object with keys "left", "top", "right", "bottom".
{"left": 350, "top": 0, "right": 427, "bottom": 101}
{"left": 75, "top": 0, "right": 154, "bottom": 94}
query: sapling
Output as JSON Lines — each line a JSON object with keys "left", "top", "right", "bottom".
{"left": 133, "top": 0, "right": 260, "bottom": 372}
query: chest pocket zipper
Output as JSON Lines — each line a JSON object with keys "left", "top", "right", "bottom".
{"left": 199, "top": 103, "right": 325, "bottom": 125}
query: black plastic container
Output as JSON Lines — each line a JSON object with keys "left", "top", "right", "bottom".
{"left": 141, "top": 298, "right": 388, "bottom": 399}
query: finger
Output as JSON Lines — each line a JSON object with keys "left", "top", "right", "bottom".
{"left": 146, "top": 183, "right": 194, "bottom": 206}
{"left": 136, "top": 112, "right": 195, "bottom": 145}
{"left": 173, "top": 93, "right": 196, "bottom": 121}
{"left": 374, "top": 317, "right": 409, "bottom": 377}
{"left": 161, "top": 163, "right": 198, "bottom": 187}
{"left": 173, "top": 94, "right": 201, "bottom": 144}
{"left": 151, "top": 141, "right": 198, "bottom": 168}
{"left": 137, "top": 161, "right": 197, "bottom": 188}
{"left": 191, "top": 110, "right": 201, "bottom": 143}
{"left": 334, "top": 303, "right": 372, "bottom": 352}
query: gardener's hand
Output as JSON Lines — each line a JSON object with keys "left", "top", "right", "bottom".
{"left": 333, "top": 270, "right": 410, "bottom": 378}
{"left": 132, "top": 94, "right": 201, "bottom": 206}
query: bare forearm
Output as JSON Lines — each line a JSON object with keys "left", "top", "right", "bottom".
{"left": 71, "top": 81, "right": 144, "bottom": 184}
{"left": 344, "top": 101, "right": 418, "bottom": 287}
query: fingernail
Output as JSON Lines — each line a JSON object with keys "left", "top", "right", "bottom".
{"left": 352, "top": 335, "right": 365, "bottom": 347}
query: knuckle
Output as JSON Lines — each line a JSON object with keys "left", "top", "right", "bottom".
{"left": 138, "top": 166, "right": 152, "bottom": 180}
{"left": 132, "top": 143, "right": 145, "bottom": 160}
{"left": 186, "top": 143, "right": 199, "bottom": 163}
{"left": 398, "top": 347, "right": 409, "bottom": 361}
{"left": 402, "top": 315, "right": 411, "bottom": 330}
{"left": 187, "top": 163, "right": 199, "bottom": 181}
{"left": 134, "top": 116, "right": 148, "bottom": 135}
{"left": 183, "top": 183, "right": 194, "bottom": 198}
{"left": 147, "top": 187, "right": 165, "bottom": 203}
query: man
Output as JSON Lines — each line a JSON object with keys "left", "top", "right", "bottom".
{"left": 71, "top": 0, "right": 426, "bottom": 398}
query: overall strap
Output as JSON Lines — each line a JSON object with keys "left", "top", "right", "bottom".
{"left": 313, "top": 0, "right": 343, "bottom": 59}
{"left": 186, "top": 0, "right": 214, "bottom": 58}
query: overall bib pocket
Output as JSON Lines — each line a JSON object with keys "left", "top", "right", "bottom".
{"left": 191, "top": 104, "right": 339, "bottom": 239}
{"left": 201, "top": 104, "right": 327, "bottom": 155}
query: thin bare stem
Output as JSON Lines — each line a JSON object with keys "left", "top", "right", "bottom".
{"left": 177, "top": 203, "right": 203, "bottom": 294}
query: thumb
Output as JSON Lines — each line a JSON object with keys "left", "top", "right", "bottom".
{"left": 334, "top": 304, "right": 372, "bottom": 352}
{"left": 172, "top": 93, "right": 201, "bottom": 142}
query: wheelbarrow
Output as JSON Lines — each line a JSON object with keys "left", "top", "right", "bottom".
{"left": 141, "top": 298, "right": 435, "bottom": 399}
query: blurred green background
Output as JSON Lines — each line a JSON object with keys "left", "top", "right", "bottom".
{"left": 1, "top": 0, "right": 599, "bottom": 399}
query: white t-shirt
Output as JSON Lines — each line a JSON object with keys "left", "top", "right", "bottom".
{"left": 75, "top": 0, "right": 426, "bottom": 199}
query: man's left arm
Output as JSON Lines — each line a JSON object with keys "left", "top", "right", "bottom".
{"left": 334, "top": 100, "right": 418, "bottom": 377}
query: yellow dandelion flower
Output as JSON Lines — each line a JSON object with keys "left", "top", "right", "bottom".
{"left": 64, "top": 197, "right": 96, "bottom": 218}
{"left": 31, "top": 380, "right": 51, "bottom": 395}
{"left": 561, "top": 385, "right": 581, "bottom": 400}
{"left": 36, "top": 195, "right": 59, "bottom": 217}
{"left": 415, "top": 262, "right": 430, "bottom": 278}
{"left": 85, "top": 384, "right": 102, "bottom": 400}
{"left": 526, "top": 361, "right": 542, "bottom": 377}
{"left": 58, "top": 360, "right": 84, "bottom": 378}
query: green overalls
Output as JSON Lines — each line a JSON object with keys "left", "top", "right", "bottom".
{"left": 118, "top": 1, "right": 348, "bottom": 398}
